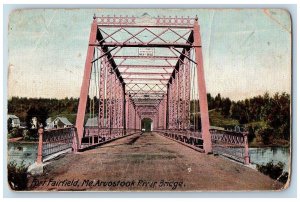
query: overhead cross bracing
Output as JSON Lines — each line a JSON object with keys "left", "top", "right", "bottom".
{"left": 93, "top": 15, "right": 196, "bottom": 109}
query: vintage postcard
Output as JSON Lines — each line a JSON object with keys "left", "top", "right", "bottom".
{"left": 6, "top": 8, "right": 291, "bottom": 191}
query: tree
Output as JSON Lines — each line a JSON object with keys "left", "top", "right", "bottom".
{"left": 26, "top": 106, "right": 49, "bottom": 129}
{"left": 230, "top": 101, "right": 249, "bottom": 124}
{"left": 262, "top": 93, "right": 290, "bottom": 140}
{"left": 247, "top": 125, "right": 256, "bottom": 142}
{"left": 214, "top": 93, "right": 222, "bottom": 110}
{"left": 221, "top": 97, "right": 231, "bottom": 117}
{"left": 207, "top": 93, "right": 215, "bottom": 110}
{"left": 230, "top": 102, "right": 242, "bottom": 120}
{"left": 248, "top": 95, "right": 265, "bottom": 121}
{"left": 258, "top": 128, "right": 274, "bottom": 145}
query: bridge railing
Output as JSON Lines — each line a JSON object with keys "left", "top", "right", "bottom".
{"left": 154, "top": 129, "right": 204, "bottom": 152}
{"left": 37, "top": 127, "right": 76, "bottom": 164}
{"left": 81, "top": 127, "right": 140, "bottom": 149}
{"left": 210, "top": 129, "right": 250, "bottom": 164}
{"left": 155, "top": 129, "right": 250, "bottom": 164}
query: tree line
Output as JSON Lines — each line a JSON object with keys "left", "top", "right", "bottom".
{"left": 8, "top": 92, "right": 290, "bottom": 145}
{"left": 204, "top": 92, "right": 290, "bottom": 144}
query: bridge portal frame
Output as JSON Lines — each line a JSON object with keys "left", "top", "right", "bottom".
{"left": 75, "top": 15, "right": 212, "bottom": 153}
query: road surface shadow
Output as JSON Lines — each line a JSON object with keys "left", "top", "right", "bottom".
{"left": 127, "top": 136, "right": 141, "bottom": 145}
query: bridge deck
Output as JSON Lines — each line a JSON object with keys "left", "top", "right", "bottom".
{"left": 28, "top": 132, "right": 282, "bottom": 191}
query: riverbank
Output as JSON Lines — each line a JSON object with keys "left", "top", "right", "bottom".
{"left": 8, "top": 137, "right": 23, "bottom": 142}
{"left": 249, "top": 138, "right": 290, "bottom": 148}
{"left": 8, "top": 137, "right": 38, "bottom": 144}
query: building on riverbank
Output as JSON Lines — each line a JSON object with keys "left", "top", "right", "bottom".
{"left": 7, "top": 114, "right": 21, "bottom": 128}
{"left": 45, "top": 117, "right": 73, "bottom": 129}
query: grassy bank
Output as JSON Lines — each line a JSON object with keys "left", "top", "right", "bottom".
{"left": 209, "top": 109, "right": 239, "bottom": 127}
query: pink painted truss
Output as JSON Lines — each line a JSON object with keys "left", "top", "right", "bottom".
{"left": 73, "top": 14, "right": 249, "bottom": 162}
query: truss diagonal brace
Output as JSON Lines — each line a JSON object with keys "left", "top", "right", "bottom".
{"left": 171, "top": 47, "right": 197, "bottom": 65}
{"left": 91, "top": 46, "right": 118, "bottom": 63}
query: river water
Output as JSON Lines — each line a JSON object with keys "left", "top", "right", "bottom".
{"left": 7, "top": 142, "right": 291, "bottom": 171}
{"left": 249, "top": 147, "right": 290, "bottom": 171}
{"left": 7, "top": 142, "right": 38, "bottom": 167}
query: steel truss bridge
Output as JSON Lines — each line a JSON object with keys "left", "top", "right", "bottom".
{"left": 36, "top": 15, "right": 250, "bottom": 165}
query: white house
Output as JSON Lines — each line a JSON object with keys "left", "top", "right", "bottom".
{"left": 46, "top": 117, "right": 73, "bottom": 129}
{"left": 210, "top": 126, "right": 225, "bottom": 130}
{"left": 45, "top": 118, "right": 53, "bottom": 129}
{"left": 7, "top": 114, "right": 20, "bottom": 128}
{"left": 31, "top": 117, "right": 37, "bottom": 129}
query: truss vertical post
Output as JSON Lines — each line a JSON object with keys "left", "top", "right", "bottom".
{"left": 134, "top": 109, "right": 137, "bottom": 130}
{"left": 139, "top": 116, "right": 141, "bottom": 130}
{"left": 118, "top": 83, "right": 121, "bottom": 131}
{"left": 112, "top": 75, "right": 116, "bottom": 129}
{"left": 158, "top": 102, "right": 161, "bottom": 129}
{"left": 114, "top": 78, "right": 118, "bottom": 130}
{"left": 127, "top": 98, "right": 130, "bottom": 129}
{"left": 127, "top": 96, "right": 130, "bottom": 129}
{"left": 178, "top": 60, "right": 184, "bottom": 129}
{"left": 104, "top": 60, "right": 108, "bottom": 129}
{"left": 168, "top": 84, "right": 172, "bottom": 129}
{"left": 118, "top": 80, "right": 122, "bottom": 131}
{"left": 117, "top": 82, "right": 120, "bottom": 130}
{"left": 156, "top": 114, "right": 159, "bottom": 129}
{"left": 169, "top": 80, "right": 174, "bottom": 129}
{"left": 137, "top": 114, "right": 139, "bottom": 129}
{"left": 194, "top": 18, "right": 212, "bottom": 154}
{"left": 75, "top": 18, "right": 98, "bottom": 147}
{"left": 125, "top": 89, "right": 128, "bottom": 134}
{"left": 99, "top": 55, "right": 106, "bottom": 128}
{"left": 158, "top": 105, "right": 160, "bottom": 129}
{"left": 129, "top": 100, "right": 133, "bottom": 129}
{"left": 166, "top": 84, "right": 169, "bottom": 129}
{"left": 171, "top": 81, "right": 175, "bottom": 129}
{"left": 131, "top": 104, "right": 134, "bottom": 129}
{"left": 184, "top": 52, "right": 191, "bottom": 130}
{"left": 163, "top": 97, "right": 167, "bottom": 129}
{"left": 173, "top": 73, "right": 177, "bottom": 129}
{"left": 244, "top": 132, "right": 250, "bottom": 164}
{"left": 173, "top": 75, "right": 177, "bottom": 129}
{"left": 107, "top": 66, "right": 112, "bottom": 135}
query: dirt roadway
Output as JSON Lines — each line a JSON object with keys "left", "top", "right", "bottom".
{"left": 28, "top": 132, "right": 284, "bottom": 191}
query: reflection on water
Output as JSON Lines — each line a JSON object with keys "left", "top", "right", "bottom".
{"left": 249, "top": 147, "right": 290, "bottom": 171}
{"left": 8, "top": 142, "right": 38, "bottom": 167}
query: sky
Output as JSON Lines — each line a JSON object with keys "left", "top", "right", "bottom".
{"left": 7, "top": 8, "right": 291, "bottom": 101}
